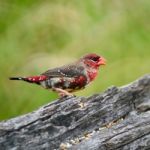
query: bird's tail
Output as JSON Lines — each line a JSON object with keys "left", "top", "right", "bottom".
{"left": 9, "top": 75, "right": 47, "bottom": 83}
{"left": 9, "top": 77, "right": 32, "bottom": 84}
{"left": 9, "top": 77, "right": 25, "bottom": 81}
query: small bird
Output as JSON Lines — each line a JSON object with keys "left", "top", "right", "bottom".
{"left": 10, "top": 53, "right": 106, "bottom": 97}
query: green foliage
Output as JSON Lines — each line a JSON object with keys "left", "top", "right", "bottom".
{"left": 0, "top": 0, "right": 150, "bottom": 120}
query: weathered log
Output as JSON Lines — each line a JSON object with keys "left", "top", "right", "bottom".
{"left": 0, "top": 74, "right": 150, "bottom": 150}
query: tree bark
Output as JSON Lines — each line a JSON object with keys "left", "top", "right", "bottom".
{"left": 0, "top": 75, "right": 150, "bottom": 150}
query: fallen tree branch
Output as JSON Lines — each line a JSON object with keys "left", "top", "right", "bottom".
{"left": 0, "top": 74, "right": 150, "bottom": 150}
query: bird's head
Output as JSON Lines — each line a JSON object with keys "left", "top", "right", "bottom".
{"left": 81, "top": 53, "right": 106, "bottom": 68}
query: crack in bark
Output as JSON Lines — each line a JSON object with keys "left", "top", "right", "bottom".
{"left": 115, "top": 131, "right": 150, "bottom": 150}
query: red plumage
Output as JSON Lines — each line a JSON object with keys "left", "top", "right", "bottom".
{"left": 10, "top": 53, "right": 106, "bottom": 97}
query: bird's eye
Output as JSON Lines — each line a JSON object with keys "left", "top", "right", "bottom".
{"left": 91, "top": 57, "right": 100, "bottom": 61}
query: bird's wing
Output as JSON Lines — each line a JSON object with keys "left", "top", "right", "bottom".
{"left": 41, "top": 64, "right": 85, "bottom": 78}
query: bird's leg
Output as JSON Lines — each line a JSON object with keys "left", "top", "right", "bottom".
{"left": 52, "top": 88, "right": 74, "bottom": 98}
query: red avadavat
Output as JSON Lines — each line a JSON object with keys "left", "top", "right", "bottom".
{"left": 10, "top": 53, "right": 106, "bottom": 97}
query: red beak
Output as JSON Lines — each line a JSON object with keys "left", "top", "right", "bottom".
{"left": 98, "top": 57, "right": 106, "bottom": 65}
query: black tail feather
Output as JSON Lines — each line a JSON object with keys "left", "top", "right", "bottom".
{"left": 9, "top": 77, "right": 24, "bottom": 80}
{"left": 9, "top": 76, "right": 42, "bottom": 84}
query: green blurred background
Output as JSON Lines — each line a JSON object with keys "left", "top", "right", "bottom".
{"left": 0, "top": 0, "right": 149, "bottom": 120}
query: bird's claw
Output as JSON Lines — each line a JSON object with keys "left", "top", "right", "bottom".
{"left": 59, "top": 93, "right": 76, "bottom": 99}
{"left": 52, "top": 88, "right": 75, "bottom": 99}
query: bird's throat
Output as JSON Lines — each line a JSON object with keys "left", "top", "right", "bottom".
{"left": 87, "top": 70, "right": 98, "bottom": 82}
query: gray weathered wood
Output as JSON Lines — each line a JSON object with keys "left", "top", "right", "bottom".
{"left": 0, "top": 74, "right": 150, "bottom": 150}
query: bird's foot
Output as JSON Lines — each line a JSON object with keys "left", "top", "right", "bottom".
{"left": 59, "top": 91, "right": 73, "bottom": 97}
{"left": 52, "top": 88, "right": 75, "bottom": 99}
